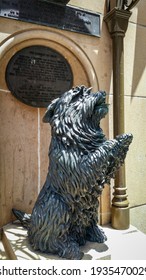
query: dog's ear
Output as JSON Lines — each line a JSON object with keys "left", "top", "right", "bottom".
{"left": 43, "top": 98, "right": 59, "bottom": 123}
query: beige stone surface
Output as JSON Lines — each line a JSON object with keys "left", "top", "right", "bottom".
{"left": 3, "top": 223, "right": 111, "bottom": 260}
{"left": 3, "top": 222, "right": 146, "bottom": 260}
{"left": 0, "top": 241, "right": 8, "bottom": 260}
{"left": 69, "top": 0, "right": 106, "bottom": 14}
{"left": 125, "top": 21, "right": 146, "bottom": 97}
{"left": 129, "top": 0, "right": 146, "bottom": 26}
{"left": 125, "top": 96, "right": 146, "bottom": 207}
{"left": 130, "top": 205, "right": 146, "bottom": 235}
{"left": 0, "top": 0, "right": 145, "bottom": 227}
{"left": 0, "top": 92, "right": 38, "bottom": 226}
{"left": 0, "top": 1, "right": 112, "bottom": 227}
{"left": 108, "top": 94, "right": 146, "bottom": 208}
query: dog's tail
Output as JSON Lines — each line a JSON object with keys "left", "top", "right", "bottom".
{"left": 12, "top": 208, "right": 31, "bottom": 229}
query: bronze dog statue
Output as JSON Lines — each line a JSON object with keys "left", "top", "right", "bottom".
{"left": 13, "top": 85, "right": 133, "bottom": 259}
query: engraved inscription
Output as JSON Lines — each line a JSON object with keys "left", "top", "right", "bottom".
{"left": 0, "top": 0, "right": 100, "bottom": 37}
{"left": 6, "top": 46, "right": 73, "bottom": 107}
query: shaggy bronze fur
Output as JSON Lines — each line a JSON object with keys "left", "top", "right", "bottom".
{"left": 13, "top": 86, "right": 133, "bottom": 259}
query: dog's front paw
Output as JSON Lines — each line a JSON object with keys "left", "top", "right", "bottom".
{"left": 86, "top": 225, "right": 107, "bottom": 243}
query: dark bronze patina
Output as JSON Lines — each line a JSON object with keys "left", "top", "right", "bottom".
{"left": 13, "top": 86, "right": 133, "bottom": 259}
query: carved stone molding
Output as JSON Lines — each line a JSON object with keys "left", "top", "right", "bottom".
{"left": 0, "top": 28, "right": 99, "bottom": 93}
{"left": 104, "top": 8, "right": 131, "bottom": 37}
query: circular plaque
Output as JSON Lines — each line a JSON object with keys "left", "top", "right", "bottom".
{"left": 6, "top": 45, "right": 73, "bottom": 107}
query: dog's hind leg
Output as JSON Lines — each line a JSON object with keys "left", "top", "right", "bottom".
{"left": 57, "top": 239, "right": 84, "bottom": 260}
{"left": 29, "top": 191, "right": 83, "bottom": 259}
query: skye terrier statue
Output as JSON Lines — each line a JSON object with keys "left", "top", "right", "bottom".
{"left": 13, "top": 85, "right": 133, "bottom": 259}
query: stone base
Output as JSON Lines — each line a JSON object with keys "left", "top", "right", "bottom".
{"left": 2, "top": 222, "right": 146, "bottom": 260}
{"left": 2, "top": 222, "right": 111, "bottom": 260}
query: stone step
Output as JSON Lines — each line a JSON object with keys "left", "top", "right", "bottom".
{"left": 0, "top": 227, "right": 17, "bottom": 260}
{"left": 3, "top": 222, "right": 111, "bottom": 260}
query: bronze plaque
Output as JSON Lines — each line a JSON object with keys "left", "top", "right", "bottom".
{"left": 6, "top": 46, "right": 73, "bottom": 107}
{"left": 0, "top": 0, "right": 100, "bottom": 37}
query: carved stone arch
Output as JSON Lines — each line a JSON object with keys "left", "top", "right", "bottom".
{"left": 0, "top": 27, "right": 100, "bottom": 226}
{"left": 0, "top": 28, "right": 99, "bottom": 93}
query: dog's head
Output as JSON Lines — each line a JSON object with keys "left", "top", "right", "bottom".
{"left": 43, "top": 86, "right": 109, "bottom": 150}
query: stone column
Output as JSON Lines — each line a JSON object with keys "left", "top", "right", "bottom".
{"left": 104, "top": 8, "right": 131, "bottom": 229}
